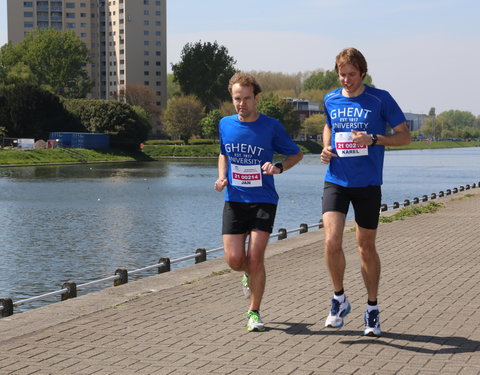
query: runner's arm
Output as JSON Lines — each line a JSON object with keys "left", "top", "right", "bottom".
{"left": 376, "top": 122, "right": 411, "bottom": 146}
{"left": 321, "top": 125, "right": 337, "bottom": 164}
{"left": 214, "top": 154, "right": 228, "bottom": 192}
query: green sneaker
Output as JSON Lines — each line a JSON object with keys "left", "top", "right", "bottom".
{"left": 246, "top": 310, "right": 265, "bottom": 332}
{"left": 241, "top": 273, "right": 250, "bottom": 298}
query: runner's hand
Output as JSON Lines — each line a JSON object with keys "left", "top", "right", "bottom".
{"left": 261, "top": 162, "right": 281, "bottom": 175}
{"left": 351, "top": 130, "right": 371, "bottom": 146}
{"left": 214, "top": 178, "right": 228, "bottom": 192}
{"left": 320, "top": 146, "right": 337, "bottom": 164}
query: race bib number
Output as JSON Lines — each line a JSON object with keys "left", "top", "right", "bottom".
{"left": 335, "top": 132, "right": 368, "bottom": 157}
{"left": 231, "top": 163, "right": 262, "bottom": 187}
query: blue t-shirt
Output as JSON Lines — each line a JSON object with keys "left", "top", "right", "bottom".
{"left": 324, "top": 85, "right": 406, "bottom": 187}
{"left": 219, "top": 113, "right": 300, "bottom": 204}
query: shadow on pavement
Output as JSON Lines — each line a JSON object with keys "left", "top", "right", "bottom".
{"left": 269, "top": 322, "right": 480, "bottom": 354}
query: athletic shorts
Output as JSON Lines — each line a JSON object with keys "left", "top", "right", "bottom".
{"left": 222, "top": 201, "right": 277, "bottom": 234}
{"left": 322, "top": 182, "right": 382, "bottom": 230}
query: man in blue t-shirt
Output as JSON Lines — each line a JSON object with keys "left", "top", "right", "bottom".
{"left": 321, "top": 48, "right": 410, "bottom": 337}
{"left": 215, "top": 72, "right": 303, "bottom": 332}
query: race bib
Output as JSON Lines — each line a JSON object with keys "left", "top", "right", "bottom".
{"left": 231, "top": 163, "right": 262, "bottom": 187}
{"left": 335, "top": 132, "right": 368, "bottom": 157}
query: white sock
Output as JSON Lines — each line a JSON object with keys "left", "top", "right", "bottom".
{"left": 366, "top": 304, "right": 378, "bottom": 313}
{"left": 333, "top": 293, "right": 345, "bottom": 303}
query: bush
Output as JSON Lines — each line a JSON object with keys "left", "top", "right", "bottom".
{"left": 63, "top": 99, "right": 151, "bottom": 149}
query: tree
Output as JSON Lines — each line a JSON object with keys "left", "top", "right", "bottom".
{"left": 249, "top": 71, "right": 302, "bottom": 96}
{"left": 303, "top": 70, "right": 339, "bottom": 91}
{"left": 258, "top": 94, "right": 301, "bottom": 137}
{"left": 301, "top": 113, "right": 326, "bottom": 140}
{"left": 122, "top": 84, "right": 160, "bottom": 122}
{"left": 0, "top": 84, "right": 76, "bottom": 139}
{"left": 166, "top": 73, "right": 181, "bottom": 99}
{"left": 201, "top": 109, "right": 222, "bottom": 142}
{"left": 298, "top": 88, "right": 329, "bottom": 104}
{"left": 219, "top": 100, "right": 236, "bottom": 118}
{"left": 0, "top": 29, "right": 92, "bottom": 98}
{"left": 303, "top": 69, "right": 374, "bottom": 92}
{"left": 420, "top": 109, "right": 478, "bottom": 139}
{"left": 171, "top": 41, "right": 237, "bottom": 111}
{"left": 162, "top": 95, "right": 204, "bottom": 144}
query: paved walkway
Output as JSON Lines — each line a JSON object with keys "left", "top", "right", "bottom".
{"left": 1, "top": 189, "right": 480, "bottom": 375}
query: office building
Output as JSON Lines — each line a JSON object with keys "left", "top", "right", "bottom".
{"left": 7, "top": 0, "right": 167, "bottom": 134}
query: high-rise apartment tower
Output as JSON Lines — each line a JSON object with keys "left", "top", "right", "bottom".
{"left": 7, "top": 0, "right": 167, "bottom": 134}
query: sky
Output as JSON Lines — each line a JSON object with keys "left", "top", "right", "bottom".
{"left": 1, "top": 0, "right": 479, "bottom": 116}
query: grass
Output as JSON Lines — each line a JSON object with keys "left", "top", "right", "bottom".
{"left": 379, "top": 201, "right": 444, "bottom": 223}
{"left": 0, "top": 148, "right": 152, "bottom": 165}
{"left": 386, "top": 140, "right": 480, "bottom": 151}
{"left": 451, "top": 193, "right": 475, "bottom": 201}
{"left": 183, "top": 269, "right": 232, "bottom": 285}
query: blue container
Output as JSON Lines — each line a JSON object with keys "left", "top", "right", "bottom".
{"left": 49, "top": 132, "right": 109, "bottom": 149}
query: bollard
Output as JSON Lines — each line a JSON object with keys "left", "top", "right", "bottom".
{"left": 413, "top": 197, "right": 419, "bottom": 204}
{"left": 393, "top": 202, "right": 399, "bottom": 209}
{"left": 466, "top": 184, "right": 470, "bottom": 190}
{"left": 460, "top": 186, "right": 465, "bottom": 191}
{"left": 158, "top": 257, "right": 171, "bottom": 273}
{"left": 195, "top": 248, "right": 207, "bottom": 264}
{"left": 299, "top": 223, "right": 308, "bottom": 234}
{"left": 446, "top": 189, "right": 451, "bottom": 195}
{"left": 61, "top": 281, "right": 77, "bottom": 301}
{"left": 278, "top": 228, "right": 287, "bottom": 240}
{"left": 403, "top": 199, "right": 410, "bottom": 207}
{"left": 114, "top": 268, "right": 128, "bottom": 286}
{"left": 472, "top": 183, "right": 477, "bottom": 188}
{"left": 380, "top": 203, "right": 387, "bottom": 211}
{"left": 422, "top": 195, "right": 428, "bottom": 202}
{"left": 439, "top": 191, "right": 444, "bottom": 197}
{"left": 0, "top": 298, "right": 14, "bottom": 317}
{"left": 431, "top": 193, "right": 436, "bottom": 200}
{"left": 318, "top": 219, "right": 323, "bottom": 229}
{"left": 453, "top": 187, "right": 458, "bottom": 193}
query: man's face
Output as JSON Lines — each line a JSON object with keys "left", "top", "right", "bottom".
{"left": 338, "top": 63, "right": 364, "bottom": 97}
{"left": 231, "top": 83, "right": 258, "bottom": 122}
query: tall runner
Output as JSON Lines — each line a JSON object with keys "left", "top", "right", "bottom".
{"left": 321, "top": 48, "right": 410, "bottom": 337}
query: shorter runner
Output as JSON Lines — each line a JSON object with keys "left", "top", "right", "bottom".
{"left": 215, "top": 72, "right": 303, "bottom": 332}
{"left": 321, "top": 48, "right": 411, "bottom": 336}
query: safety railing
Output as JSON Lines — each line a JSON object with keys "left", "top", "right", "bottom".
{"left": 0, "top": 182, "right": 477, "bottom": 318}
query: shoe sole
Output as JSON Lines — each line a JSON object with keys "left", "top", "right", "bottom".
{"left": 364, "top": 329, "right": 381, "bottom": 337}
{"left": 248, "top": 327, "right": 265, "bottom": 332}
{"left": 325, "top": 304, "right": 351, "bottom": 328}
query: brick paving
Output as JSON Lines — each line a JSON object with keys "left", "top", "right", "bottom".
{"left": 0, "top": 189, "right": 479, "bottom": 374}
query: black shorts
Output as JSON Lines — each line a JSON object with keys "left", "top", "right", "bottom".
{"left": 222, "top": 201, "right": 277, "bottom": 234}
{"left": 322, "top": 182, "right": 382, "bottom": 230}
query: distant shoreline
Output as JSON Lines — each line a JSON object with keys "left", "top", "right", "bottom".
{"left": 0, "top": 140, "right": 478, "bottom": 167}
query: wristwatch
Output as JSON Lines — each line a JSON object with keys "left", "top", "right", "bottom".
{"left": 274, "top": 162, "right": 284, "bottom": 174}
{"left": 370, "top": 134, "right": 378, "bottom": 146}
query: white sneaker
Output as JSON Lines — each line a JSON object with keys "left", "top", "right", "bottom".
{"left": 364, "top": 309, "right": 381, "bottom": 337}
{"left": 325, "top": 296, "right": 351, "bottom": 328}
{"left": 246, "top": 310, "right": 265, "bottom": 332}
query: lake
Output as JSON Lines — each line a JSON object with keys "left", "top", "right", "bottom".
{"left": 0, "top": 147, "right": 478, "bottom": 311}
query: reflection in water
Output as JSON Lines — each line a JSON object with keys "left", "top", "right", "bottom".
{"left": 0, "top": 149, "right": 478, "bottom": 311}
